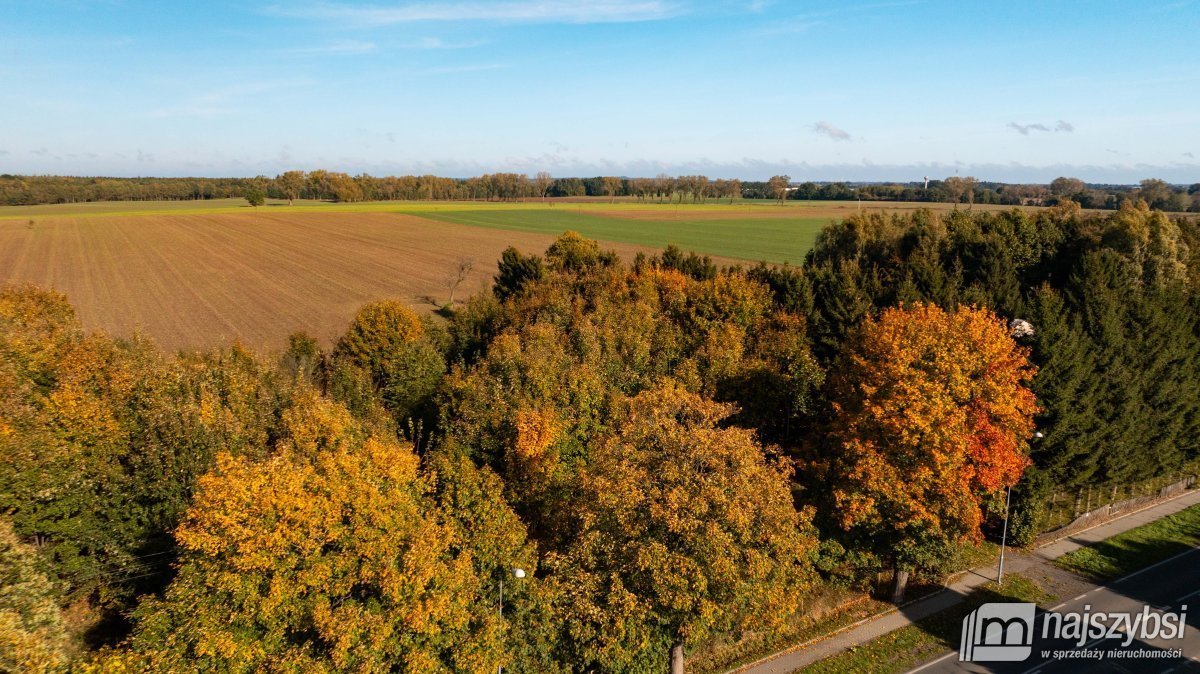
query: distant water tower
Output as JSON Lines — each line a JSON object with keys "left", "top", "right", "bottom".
{"left": 923, "top": 176, "right": 930, "bottom": 189}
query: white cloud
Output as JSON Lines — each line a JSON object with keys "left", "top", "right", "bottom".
{"left": 266, "top": 0, "right": 684, "bottom": 25}
{"left": 813, "top": 121, "right": 851, "bottom": 141}
{"left": 146, "top": 79, "right": 314, "bottom": 119}
{"left": 1008, "top": 122, "right": 1050, "bottom": 135}
{"left": 1009, "top": 120, "right": 1074, "bottom": 135}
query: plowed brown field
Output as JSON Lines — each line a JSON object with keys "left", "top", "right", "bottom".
{"left": 0, "top": 212, "right": 656, "bottom": 351}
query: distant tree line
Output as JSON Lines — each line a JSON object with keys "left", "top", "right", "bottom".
{"left": 743, "top": 176, "right": 1200, "bottom": 212}
{"left": 0, "top": 175, "right": 256, "bottom": 204}
{"left": 5, "top": 172, "right": 1196, "bottom": 211}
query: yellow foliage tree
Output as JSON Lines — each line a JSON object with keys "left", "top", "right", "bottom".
{"left": 0, "top": 519, "right": 69, "bottom": 673}
{"left": 334, "top": 300, "right": 445, "bottom": 423}
{"left": 130, "top": 392, "right": 528, "bottom": 673}
{"left": 334, "top": 300, "right": 426, "bottom": 375}
{"left": 545, "top": 383, "right": 819, "bottom": 673}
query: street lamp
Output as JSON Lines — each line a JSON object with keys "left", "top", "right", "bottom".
{"left": 998, "top": 431, "right": 1044, "bottom": 584}
{"left": 498, "top": 568, "right": 526, "bottom": 674}
{"left": 997, "top": 485, "right": 1013, "bottom": 585}
{"left": 499, "top": 567, "right": 526, "bottom": 618}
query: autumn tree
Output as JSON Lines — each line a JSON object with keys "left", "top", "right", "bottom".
{"left": 0, "top": 286, "right": 172, "bottom": 611}
{"left": 0, "top": 519, "right": 70, "bottom": 673}
{"left": 274, "top": 170, "right": 305, "bottom": 204}
{"left": 600, "top": 176, "right": 623, "bottom": 203}
{"left": 329, "top": 172, "right": 364, "bottom": 202}
{"left": 1136, "top": 178, "right": 1174, "bottom": 210}
{"left": 544, "top": 385, "right": 818, "bottom": 673}
{"left": 767, "top": 174, "right": 790, "bottom": 203}
{"left": 444, "top": 256, "right": 475, "bottom": 306}
{"left": 1049, "top": 176, "right": 1085, "bottom": 197}
{"left": 653, "top": 173, "right": 674, "bottom": 203}
{"left": 1, "top": 286, "right": 299, "bottom": 631}
{"left": 963, "top": 176, "right": 980, "bottom": 206}
{"left": 825, "top": 304, "right": 1037, "bottom": 601}
{"left": 334, "top": 300, "right": 446, "bottom": 425}
{"left": 130, "top": 391, "right": 532, "bottom": 673}
{"left": 544, "top": 230, "right": 615, "bottom": 272}
{"left": 1101, "top": 201, "right": 1191, "bottom": 287}
{"left": 940, "top": 177, "right": 960, "bottom": 203}
{"left": 243, "top": 188, "right": 265, "bottom": 208}
{"left": 534, "top": 171, "right": 553, "bottom": 202}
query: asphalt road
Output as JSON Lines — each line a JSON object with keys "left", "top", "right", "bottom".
{"left": 907, "top": 546, "right": 1200, "bottom": 674}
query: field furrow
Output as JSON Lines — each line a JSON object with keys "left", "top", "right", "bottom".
{"left": 0, "top": 211, "right": 660, "bottom": 350}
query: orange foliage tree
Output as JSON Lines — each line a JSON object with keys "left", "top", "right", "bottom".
{"left": 825, "top": 303, "right": 1037, "bottom": 600}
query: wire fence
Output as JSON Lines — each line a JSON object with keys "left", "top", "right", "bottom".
{"left": 1040, "top": 465, "right": 1199, "bottom": 535}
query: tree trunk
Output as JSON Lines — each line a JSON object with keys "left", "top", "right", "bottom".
{"left": 670, "top": 643, "right": 685, "bottom": 674}
{"left": 891, "top": 568, "right": 910, "bottom": 604}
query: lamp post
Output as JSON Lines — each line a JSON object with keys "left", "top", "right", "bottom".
{"left": 999, "top": 430, "right": 1043, "bottom": 584}
{"left": 997, "top": 485, "right": 1013, "bottom": 585}
{"left": 499, "top": 567, "right": 526, "bottom": 674}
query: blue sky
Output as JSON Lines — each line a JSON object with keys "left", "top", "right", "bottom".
{"left": 1, "top": 0, "right": 1198, "bottom": 182}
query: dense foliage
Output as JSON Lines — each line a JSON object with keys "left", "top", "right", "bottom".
{"left": 1, "top": 200, "right": 1198, "bottom": 671}
{"left": 0, "top": 520, "right": 70, "bottom": 673}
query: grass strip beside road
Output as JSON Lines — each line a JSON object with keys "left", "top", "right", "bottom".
{"left": 796, "top": 576, "right": 1054, "bottom": 674}
{"left": 690, "top": 595, "right": 890, "bottom": 674}
{"left": 691, "top": 542, "right": 999, "bottom": 674}
{"left": 1054, "top": 502, "right": 1200, "bottom": 582}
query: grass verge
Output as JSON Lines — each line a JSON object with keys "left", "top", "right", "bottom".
{"left": 689, "top": 594, "right": 890, "bottom": 674}
{"left": 796, "top": 575, "right": 1054, "bottom": 674}
{"left": 690, "top": 542, "right": 999, "bottom": 674}
{"left": 1054, "top": 502, "right": 1200, "bottom": 582}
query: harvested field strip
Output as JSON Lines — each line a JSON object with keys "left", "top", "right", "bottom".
{"left": 0, "top": 212, "right": 657, "bottom": 351}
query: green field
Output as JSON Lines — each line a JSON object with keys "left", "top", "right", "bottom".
{"left": 2, "top": 198, "right": 842, "bottom": 263}
{"left": 413, "top": 208, "right": 825, "bottom": 264}
{"left": 6, "top": 196, "right": 1049, "bottom": 264}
